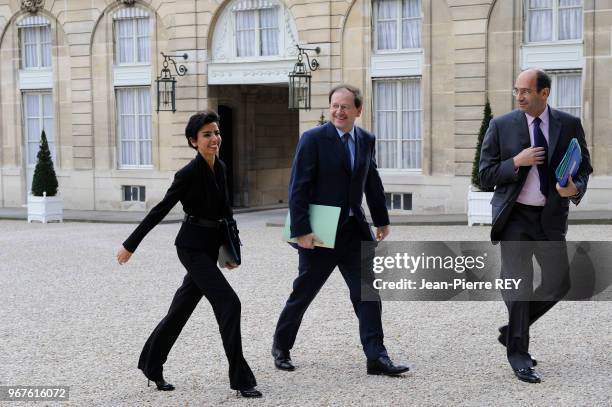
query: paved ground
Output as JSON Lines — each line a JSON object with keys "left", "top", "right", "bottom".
{"left": 1, "top": 212, "right": 611, "bottom": 406}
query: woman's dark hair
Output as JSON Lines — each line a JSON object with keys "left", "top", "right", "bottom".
{"left": 185, "top": 110, "right": 220, "bottom": 149}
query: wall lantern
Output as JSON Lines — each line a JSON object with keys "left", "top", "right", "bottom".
{"left": 156, "top": 52, "right": 188, "bottom": 112}
{"left": 288, "top": 45, "right": 321, "bottom": 110}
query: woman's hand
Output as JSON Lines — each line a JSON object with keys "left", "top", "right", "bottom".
{"left": 225, "top": 263, "right": 239, "bottom": 270}
{"left": 117, "top": 247, "right": 133, "bottom": 265}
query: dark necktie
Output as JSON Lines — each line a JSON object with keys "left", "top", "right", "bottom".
{"left": 533, "top": 117, "right": 548, "bottom": 197}
{"left": 342, "top": 133, "right": 353, "bottom": 173}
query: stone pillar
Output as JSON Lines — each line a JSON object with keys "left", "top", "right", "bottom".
{"left": 448, "top": 0, "right": 494, "bottom": 176}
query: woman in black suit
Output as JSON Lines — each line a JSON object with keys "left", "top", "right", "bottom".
{"left": 116, "top": 111, "right": 261, "bottom": 398}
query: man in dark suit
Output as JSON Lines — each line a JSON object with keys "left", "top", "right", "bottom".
{"left": 479, "top": 68, "right": 592, "bottom": 383}
{"left": 271, "top": 84, "right": 409, "bottom": 376}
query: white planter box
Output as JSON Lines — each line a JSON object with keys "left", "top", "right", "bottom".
{"left": 27, "top": 193, "right": 63, "bottom": 223}
{"left": 467, "top": 185, "right": 493, "bottom": 226}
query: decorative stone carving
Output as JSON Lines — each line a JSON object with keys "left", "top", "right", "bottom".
{"left": 117, "top": 0, "right": 137, "bottom": 6}
{"left": 21, "top": 0, "right": 44, "bottom": 14}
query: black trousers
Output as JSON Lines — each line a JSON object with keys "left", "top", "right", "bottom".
{"left": 273, "top": 218, "right": 387, "bottom": 360}
{"left": 499, "top": 203, "right": 570, "bottom": 370}
{"left": 137, "top": 242, "right": 256, "bottom": 390}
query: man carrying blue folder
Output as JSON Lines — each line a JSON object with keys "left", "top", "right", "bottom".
{"left": 479, "top": 68, "right": 592, "bottom": 383}
{"left": 272, "top": 84, "right": 409, "bottom": 376}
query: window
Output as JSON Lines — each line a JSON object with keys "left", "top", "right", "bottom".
{"left": 373, "top": 78, "right": 422, "bottom": 169}
{"left": 374, "top": 0, "right": 421, "bottom": 51}
{"left": 23, "top": 92, "right": 54, "bottom": 166}
{"left": 549, "top": 71, "right": 581, "bottom": 118}
{"left": 116, "top": 87, "right": 152, "bottom": 168}
{"left": 526, "top": 0, "right": 582, "bottom": 43}
{"left": 385, "top": 192, "right": 412, "bottom": 210}
{"left": 114, "top": 9, "right": 150, "bottom": 64}
{"left": 235, "top": 6, "right": 279, "bottom": 57}
{"left": 20, "top": 24, "right": 51, "bottom": 69}
{"left": 122, "top": 185, "right": 146, "bottom": 202}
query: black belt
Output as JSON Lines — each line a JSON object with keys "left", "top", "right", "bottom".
{"left": 183, "top": 214, "right": 220, "bottom": 228}
{"left": 514, "top": 202, "right": 544, "bottom": 212}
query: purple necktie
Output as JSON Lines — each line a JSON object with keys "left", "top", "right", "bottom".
{"left": 533, "top": 117, "right": 548, "bottom": 197}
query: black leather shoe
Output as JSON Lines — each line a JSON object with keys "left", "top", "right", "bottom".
{"left": 366, "top": 357, "right": 409, "bottom": 376}
{"left": 237, "top": 387, "right": 263, "bottom": 398}
{"left": 272, "top": 346, "right": 295, "bottom": 371}
{"left": 497, "top": 329, "right": 538, "bottom": 367}
{"left": 147, "top": 378, "right": 175, "bottom": 391}
{"left": 513, "top": 367, "right": 541, "bottom": 383}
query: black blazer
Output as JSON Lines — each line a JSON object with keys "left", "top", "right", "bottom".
{"left": 479, "top": 107, "right": 592, "bottom": 242}
{"left": 288, "top": 121, "right": 389, "bottom": 241}
{"left": 123, "top": 153, "right": 232, "bottom": 253}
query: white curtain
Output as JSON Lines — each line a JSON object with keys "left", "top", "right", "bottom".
{"left": 236, "top": 10, "right": 257, "bottom": 57}
{"left": 374, "top": 81, "right": 397, "bottom": 168}
{"left": 115, "top": 18, "right": 149, "bottom": 64}
{"left": 117, "top": 89, "right": 135, "bottom": 165}
{"left": 402, "top": 0, "right": 421, "bottom": 48}
{"left": 374, "top": 79, "right": 422, "bottom": 169}
{"left": 117, "top": 88, "right": 151, "bottom": 167}
{"left": 555, "top": 74, "right": 581, "bottom": 118}
{"left": 25, "top": 94, "right": 40, "bottom": 165}
{"left": 24, "top": 93, "right": 54, "bottom": 165}
{"left": 260, "top": 8, "right": 279, "bottom": 56}
{"left": 528, "top": 0, "right": 552, "bottom": 42}
{"left": 116, "top": 19, "right": 134, "bottom": 64}
{"left": 22, "top": 27, "right": 38, "bottom": 68}
{"left": 401, "top": 79, "right": 421, "bottom": 169}
{"left": 137, "top": 88, "right": 152, "bottom": 165}
{"left": 136, "top": 18, "right": 150, "bottom": 63}
{"left": 559, "top": 0, "right": 582, "bottom": 40}
{"left": 40, "top": 26, "right": 52, "bottom": 67}
{"left": 42, "top": 93, "right": 55, "bottom": 160}
{"left": 376, "top": 0, "right": 397, "bottom": 50}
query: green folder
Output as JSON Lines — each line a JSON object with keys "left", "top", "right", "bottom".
{"left": 282, "top": 204, "right": 341, "bottom": 249}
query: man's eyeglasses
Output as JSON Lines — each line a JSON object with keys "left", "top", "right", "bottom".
{"left": 330, "top": 104, "right": 354, "bottom": 112}
{"left": 512, "top": 88, "right": 537, "bottom": 97}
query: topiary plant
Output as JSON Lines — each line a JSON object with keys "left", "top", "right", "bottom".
{"left": 471, "top": 100, "right": 494, "bottom": 192}
{"left": 31, "top": 130, "right": 59, "bottom": 197}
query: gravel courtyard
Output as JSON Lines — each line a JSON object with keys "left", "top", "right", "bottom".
{"left": 1, "top": 211, "right": 611, "bottom": 406}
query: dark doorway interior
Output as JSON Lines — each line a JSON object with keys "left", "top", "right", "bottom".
{"left": 218, "top": 105, "right": 234, "bottom": 206}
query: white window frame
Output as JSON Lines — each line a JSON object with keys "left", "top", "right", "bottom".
{"left": 19, "top": 25, "right": 52, "bottom": 69}
{"left": 525, "top": 0, "right": 583, "bottom": 44}
{"left": 373, "top": 0, "right": 422, "bottom": 53}
{"left": 373, "top": 77, "right": 423, "bottom": 171}
{"left": 116, "top": 87, "right": 153, "bottom": 169}
{"left": 548, "top": 70, "right": 582, "bottom": 118}
{"left": 22, "top": 91, "right": 55, "bottom": 167}
{"left": 385, "top": 192, "right": 413, "bottom": 212}
{"left": 122, "top": 185, "right": 146, "bottom": 202}
{"left": 114, "top": 16, "right": 151, "bottom": 65}
{"left": 234, "top": 7, "right": 280, "bottom": 58}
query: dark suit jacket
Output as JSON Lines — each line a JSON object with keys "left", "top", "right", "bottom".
{"left": 288, "top": 121, "right": 389, "bottom": 242}
{"left": 123, "top": 153, "right": 232, "bottom": 252}
{"left": 479, "top": 106, "right": 592, "bottom": 242}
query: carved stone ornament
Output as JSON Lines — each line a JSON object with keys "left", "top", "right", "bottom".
{"left": 117, "top": 0, "right": 137, "bottom": 6}
{"left": 21, "top": 0, "right": 44, "bottom": 14}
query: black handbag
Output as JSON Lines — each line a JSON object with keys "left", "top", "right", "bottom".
{"left": 218, "top": 218, "right": 242, "bottom": 268}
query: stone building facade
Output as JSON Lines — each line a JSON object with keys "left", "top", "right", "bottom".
{"left": 0, "top": 0, "right": 610, "bottom": 214}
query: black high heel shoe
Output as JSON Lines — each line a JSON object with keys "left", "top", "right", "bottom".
{"left": 236, "top": 387, "right": 262, "bottom": 398}
{"left": 147, "top": 378, "right": 175, "bottom": 391}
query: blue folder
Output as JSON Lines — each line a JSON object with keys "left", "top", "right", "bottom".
{"left": 555, "top": 138, "right": 581, "bottom": 187}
